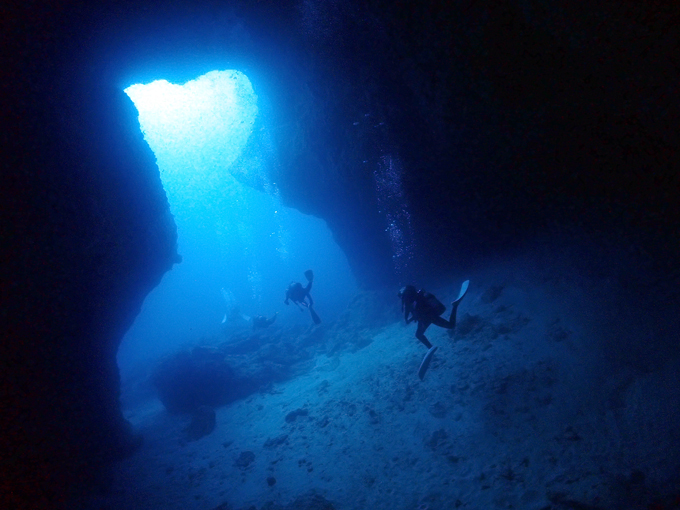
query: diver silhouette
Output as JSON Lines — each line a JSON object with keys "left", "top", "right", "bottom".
{"left": 221, "top": 287, "right": 277, "bottom": 329}
{"left": 285, "top": 270, "right": 321, "bottom": 324}
{"left": 398, "top": 280, "right": 469, "bottom": 379}
{"left": 251, "top": 313, "right": 278, "bottom": 329}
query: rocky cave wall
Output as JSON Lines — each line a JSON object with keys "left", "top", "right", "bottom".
{"left": 52, "top": 0, "right": 680, "bottom": 286}
{"left": 1, "top": 4, "right": 183, "bottom": 506}
{"left": 2, "top": 0, "right": 680, "bottom": 507}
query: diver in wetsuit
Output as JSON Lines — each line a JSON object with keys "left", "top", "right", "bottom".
{"left": 285, "top": 270, "right": 321, "bottom": 324}
{"left": 251, "top": 313, "right": 278, "bottom": 329}
{"left": 398, "top": 280, "right": 469, "bottom": 349}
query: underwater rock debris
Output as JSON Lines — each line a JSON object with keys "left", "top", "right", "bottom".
{"left": 234, "top": 450, "right": 256, "bottom": 469}
{"left": 183, "top": 405, "right": 216, "bottom": 441}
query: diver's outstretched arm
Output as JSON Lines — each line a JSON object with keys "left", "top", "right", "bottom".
{"left": 304, "top": 270, "right": 314, "bottom": 293}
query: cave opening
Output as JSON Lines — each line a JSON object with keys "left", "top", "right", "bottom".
{"left": 119, "top": 69, "right": 357, "bottom": 377}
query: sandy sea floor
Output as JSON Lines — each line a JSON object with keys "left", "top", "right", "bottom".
{"left": 74, "top": 259, "right": 680, "bottom": 510}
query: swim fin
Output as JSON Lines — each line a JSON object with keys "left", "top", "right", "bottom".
{"left": 452, "top": 280, "right": 470, "bottom": 306}
{"left": 304, "top": 269, "right": 314, "bottom": 282}
{"left": 418, "top": 346, "right": 438, "bottom": 380}
{"left": 309, "top": 306, "right": 321, "bottom": 325}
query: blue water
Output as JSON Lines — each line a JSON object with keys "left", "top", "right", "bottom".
{"left": 109, "top": 69, "right": 680, "bottom": 510}
{"left": 118, "top": 70, "right": 357, "bottom": 377}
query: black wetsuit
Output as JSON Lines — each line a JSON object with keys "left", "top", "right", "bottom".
{"left": 402, "top": 288, "right": 457, "bottom": 349}
{"left": 285, "top": 281, "right": 313, "bottom": 308}
{"left": 252, "top": 314, "right": 277, "bottom": 329}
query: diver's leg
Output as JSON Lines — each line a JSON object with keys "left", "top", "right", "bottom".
{"left": 448, "top": 305, "right": 458, "bottom": 329}
{"left": 448, "top": 280, "right": 470, "bottom": 329}
{"left": 431, "top": 315, "right": 454, "bottom": 329}
{"left": 415, "top": 321, "right": 433, "bottom": 349}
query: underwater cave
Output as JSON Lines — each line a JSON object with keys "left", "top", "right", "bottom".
{"left": 2, "top": 1, "right": 680, "bottom": 509}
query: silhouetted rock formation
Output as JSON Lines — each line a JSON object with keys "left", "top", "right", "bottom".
{"left": 2, "top": 40, "right": 179, "bottom": 506}
{"left": 184, "top": 405, "right": 217, "bottom": 441}
{"left": 153, "top": 347, "right": 244, "bottom": 413}
{"left": 152, "top": 323, "right": 333, "bottom": 413}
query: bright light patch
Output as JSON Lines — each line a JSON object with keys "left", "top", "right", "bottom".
{"left": 117, "top": 69, "right": 358, "bottom": 373}
{"left": 125, "top": 70, "right": 258, "bottom": 207}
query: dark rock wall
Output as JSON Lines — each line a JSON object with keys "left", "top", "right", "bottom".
{"left": 2, "top": 3, "right": 179, "bottom": 507}
{"left": 2, "top": 0, "right": 679, "bottom": 506}
{"left": 314, "top": 0, "right": 680, "bottom": 280}
{"left": 251, "top": 0, "right": 680, "bottom": 285}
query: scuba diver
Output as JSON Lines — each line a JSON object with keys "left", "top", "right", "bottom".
{"left": 221, "top": 288, "right": 277, "bottom": 329}
{"left": 221, "top": 288, "right": 243, "bottom": 324}
{"left": 285, "top": 270, "right": 321, "bottom": 324}
{"left": 398, "top": 280, "right": 469, "bottom": 379}
{"left": 251, "top": 313, "right": 278, "bottom": 329}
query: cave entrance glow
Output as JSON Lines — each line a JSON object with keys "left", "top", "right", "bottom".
{"left": 125, "top": 71, "right": 258, "bottom": 213}
{"left": 119, "top": 70, "right": 356, "bottom": 374}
